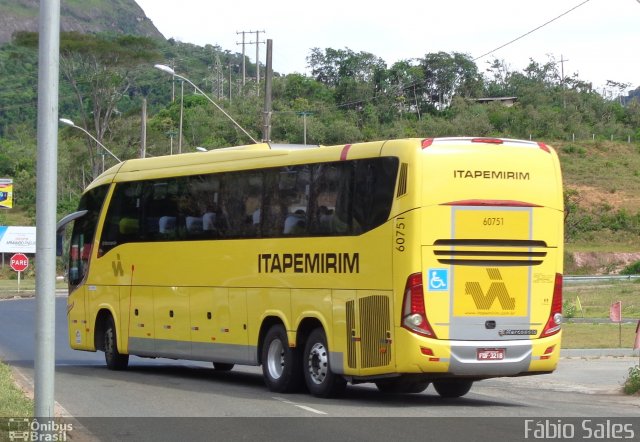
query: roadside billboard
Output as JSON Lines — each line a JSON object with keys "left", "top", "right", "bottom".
{"left": 0, "top": 178, "right": 13, "bottom": 209}
{"left": 0, "top": 226, "right": 36, "bottom": 253}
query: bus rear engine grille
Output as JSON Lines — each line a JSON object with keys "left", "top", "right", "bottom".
{"left": 433, "top": 239, "right": 548, "bottom": 266}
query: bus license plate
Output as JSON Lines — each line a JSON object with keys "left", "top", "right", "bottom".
{"left": 477, "top": 348, "right": 505, "bottom": 360}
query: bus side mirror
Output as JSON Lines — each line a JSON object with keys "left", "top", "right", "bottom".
{"left": 56, "top": 232, "right": 63, "bottom": 257}
{"left": 56, "top": 210, "right": 89, "bottom": 257}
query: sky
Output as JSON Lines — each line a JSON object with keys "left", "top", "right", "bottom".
{"left": 135, "top": 0, "right": 639, "bottom": 94}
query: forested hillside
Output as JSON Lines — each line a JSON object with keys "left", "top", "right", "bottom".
{"left": 0, "top": 31, "right": 639, "bottom": 250}
{"left": 0, "top": 0, "right": 163, "bottom": 44}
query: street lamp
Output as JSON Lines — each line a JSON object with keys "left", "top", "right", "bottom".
{"left": 59, "top": 118, "right": 121, "bottom": 173}
{"left": 154, "top": 64, "right": 258, "bottom": 144}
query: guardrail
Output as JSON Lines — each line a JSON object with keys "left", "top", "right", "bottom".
{"left": 564, "top": 275, "right": 640, "bottom": 283}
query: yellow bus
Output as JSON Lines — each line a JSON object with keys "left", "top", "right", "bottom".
{"left": 60, "top": 137, "right": 564, "bottom": 398}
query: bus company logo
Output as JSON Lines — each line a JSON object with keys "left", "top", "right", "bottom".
{"left": 453, "top": 169, "right": 530, "bottom": 180}
{"left": 258, "top": 252, "right": 359, "bottom": 274}
{"left": 465, "top": 268, "right": 516, "bottom": 310}
{"left": 112, "top": 254, "right": 124, "bottom": 277}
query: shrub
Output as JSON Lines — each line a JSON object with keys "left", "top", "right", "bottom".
{"left": 623, "top": 365, "right": 640, "bottom": 395}
{"left": 621, "top": 261, "right": 640, "bottom": 275}
{"left": 563, "top": 300, "right": 576, "bottom": 319}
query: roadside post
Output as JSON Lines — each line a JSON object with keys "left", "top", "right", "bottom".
{"left": 10, "top": 253, "right": 29, "bottom": 292}
{"left": 610, "top": 301, "right": 622, "bottom": 347}
{"left": 634, "top": 320, "right": 640, "bottom": 365}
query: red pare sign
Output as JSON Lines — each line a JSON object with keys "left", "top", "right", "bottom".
{"left": 10, "top": 253, "right": 29, "bottom": 272}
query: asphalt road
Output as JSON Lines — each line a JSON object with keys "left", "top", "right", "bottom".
{"left": 1, "top": 296, "right": 639, "bottom": 441}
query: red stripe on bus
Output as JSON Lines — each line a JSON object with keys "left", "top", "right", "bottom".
{"left": 442, "top": 199, "right": 541, "bottom": 207}
{"left": 340, "top": 144, "right": 352, "bottom": 161}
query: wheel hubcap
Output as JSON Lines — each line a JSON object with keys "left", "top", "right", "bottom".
{"left": 307, "top": 342, "right": 328, "bottom": 385}
{"left": 267, "top": 338, "right": 285, "bottom": 379}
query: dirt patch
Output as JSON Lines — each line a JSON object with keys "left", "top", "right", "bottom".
{"left": 567, "top": 184, "right": 640, "bottom": 212}
{"left": 572, "top": 252, "right": 640, "bottom": 274}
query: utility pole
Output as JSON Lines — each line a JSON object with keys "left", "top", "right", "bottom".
{"left": 262, "top": 39, "right": 273, "bottom": 142}
{"left": 236, "top": 31, "right": 248, "bottom": 86}
{"left": 211, "top": 53, "right": 224, "bottom": 100}
{"left": 228, "top": 61, "right": 233, "bottom": 102}
{"left": 249, "top": 30, "right": 266, "bottom": 87}
{"left": 237, "top": 30, "right": 266, "bottom": 89}
{"left": 140, "top": 97, "right": 147, "bottom": 158}
{"left": 559, "top": 54, "right": 569, "bottom": 109}
{"left": 178, "top": 80, "right": 184, "bottom": 154}
{"left": 170, "top": 59, "right": 178, "bottom": 102}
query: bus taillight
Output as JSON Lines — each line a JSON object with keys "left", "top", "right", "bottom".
{"left": 541, "top": 273, "right": 563, "bottom": 337}
{"left": 402, "top": 273, "right": 437, "bottom": 338}
{"left": 421, "top": 138, "right": 434, "bottom": 149}
{"left": 471, "top": 138, "right": 503, "bottom": 145}
{"left": 537, "top": 142, "right": 551, "bottom": 153}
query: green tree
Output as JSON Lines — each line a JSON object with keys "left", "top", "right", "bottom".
{"left": 420, "top": 52, "right": 483, "bottom": 110}
{"left": 55, "top": 32, "right": 160, "bottom": 176}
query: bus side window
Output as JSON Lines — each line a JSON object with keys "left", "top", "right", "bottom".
{"left": 351, "top": 158, "right": 398, "bottom": 232}
{"left": 99, "top": 182, "right": 142, "bottom": 254}
{"left": 309, "top": 163, "right": 349, "bottom": 235}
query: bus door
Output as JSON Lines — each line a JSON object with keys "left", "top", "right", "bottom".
{"left": 61, "top": 207, "right": 103, "bottom": 351}
{"left": 128, "top": 286, "right": 155, "bottom": 355}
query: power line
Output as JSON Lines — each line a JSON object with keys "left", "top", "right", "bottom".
{"left": 472, "top": 0, "right": 593, "bottom": 62}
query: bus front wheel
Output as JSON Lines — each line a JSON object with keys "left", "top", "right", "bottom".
{"left": 303, "top": 328, "right": 346, "bottom": 397}
{"left": 261, "top": 324, "right": 302, "bottom": 393}
{"left": 104, "top": 316, "right": 129, "bottom": 371}
{"left": 375, "top": 377, "right": 429, "bottom": 394}
{"left": 212, "top": 362, "right": 234, "bottom": 371}
{"left": 433, "top": 379, "right": 473, "bottom": 398}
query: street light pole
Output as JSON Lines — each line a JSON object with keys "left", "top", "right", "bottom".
{"left": 154, "top": 64, "right": 258, "bottom": 144}
{"left": 59, "top": 118, "right": 121, "bottom": 172}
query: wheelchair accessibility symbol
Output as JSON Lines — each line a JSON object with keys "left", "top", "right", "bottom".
{"left": 428, "top": 268, "right": 449, "bottom": 291}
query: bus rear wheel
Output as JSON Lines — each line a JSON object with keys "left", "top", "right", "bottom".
{"left": 261, "top": 324, "right": 302, "bottom": 393}
{"left": 433, "top": 379, "right": 473, "bottom": 398}
{"left": 303, "top": 328, "right": 346, "bottom": 398}
{"left": 104, "top": 316, "right": 129, "bottom": 371}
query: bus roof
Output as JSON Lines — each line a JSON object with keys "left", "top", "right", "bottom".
{"left": 86, "top": 140, "right": 397, "bottom": 190}
{"left": 83, "top": 137, "right": 556, "bottom": 191}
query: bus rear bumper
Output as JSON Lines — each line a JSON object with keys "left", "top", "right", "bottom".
{"left": 395, "top": 329, "right": 561, "bottom": 378}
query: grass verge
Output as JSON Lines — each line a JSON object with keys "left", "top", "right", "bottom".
{"left": 0, "top": 362, "right": 32, "bottom": 418}
{"left": 562, "top": 322, "right": 638, "bottom": 349}
{"left": 563, "top": 280, "right": 640, "bottom": 318}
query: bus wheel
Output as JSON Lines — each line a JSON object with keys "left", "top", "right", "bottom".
{"left": 433, "top": 379, "right": 473, "bottom": 398}
{"left": 212, "top": 362, "right": 234, "bottom": 371}
{"left": 261, "top": 324, "right": 302, "bottom": 393}
{"left": 303, "top": 328, "right": 346, "bottom": 397}
{"left": 375, "top": 378, "right": 429, "bottom": 394}
{"left": 104, "top": 316, "right": 129, "bottom": 371}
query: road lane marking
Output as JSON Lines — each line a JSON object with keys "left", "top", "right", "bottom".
{"left": 272, "top": 396, "right": 327, "bottom": 415}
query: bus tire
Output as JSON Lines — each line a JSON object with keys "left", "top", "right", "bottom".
{"left": 433, "top": 379, "right": 473, "bottom": 398}
{"left": 104, "top": 316, "right": 129, "bottom": 371}
{"left": 212, "top": 362, "right": 234, "bottom": 371}
{"left": 375, "top": 377, "right": 429, "bottom": 394}
{"left": 261, "top": 324, "right": 302, "bottom": 393}
{"left": 303, "top": 328, "right": 346, "bottom": 398}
